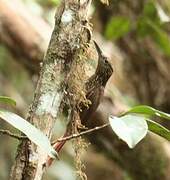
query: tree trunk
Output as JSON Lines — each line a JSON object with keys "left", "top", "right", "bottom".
{"left": 9, "top": 0, "right": 92, "bottom": 179}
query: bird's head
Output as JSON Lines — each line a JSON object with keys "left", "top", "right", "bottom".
{"left": 93, "top": 41, "right": 113, "bottom": 86}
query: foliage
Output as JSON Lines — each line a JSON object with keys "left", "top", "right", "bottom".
{"left": 0, "top": 110, "right": 57, "bottom": 158}
{"left": 105, "top": 1, "right": 170, "bottom": 56}
{"left": 0, "top": 96, "right": 16, "bottom": 106}
{"left": 110, "top": 105, "right": 170, "bottom": 148}
{"left": 1, "top": 94, "right": 170, "bottom": 152}
{"left": 105, "top": 16, "right": 131, "bottom": 40}
{"left": 136, "top": 1, "right": 170, "bottom": 56}
{"left": 36, "top": 0, "right": 60, "bottom": 7}
{"left": 0, "top": 96, "right": 57, "bottom": 158}
{"left": 109, "top": 114, "right": 148, "bottom": 148}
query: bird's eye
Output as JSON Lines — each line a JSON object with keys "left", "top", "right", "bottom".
{"left": 104, "top": 59, "right": 108, "bottom": 64}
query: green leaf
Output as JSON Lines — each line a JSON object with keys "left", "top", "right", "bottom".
{"left": 0, "top": 110, "right": 57, "bottom": 158}
{"left": 37, "top": 0, "right": 60, "bottom": 6}
{"left": 136, "top": 17, "right": 150, "bottom": 37}
{"left": 105, "top": 16, "right": 131, "bottom": 40}
{"left": 126, "top": 105, "right": 170, "bottom": 120}
{"left": 146, "top": 19, "right": 170, "bottom": 56}
{"left": 143, "top": 1, "right": 158, "bottom": 20}
{"left": 136, "top": 1, "right": 170, "bottom": 57}
{"left": 136, "top": 2, "right": 170, "bottom": 57}
{"left": 0, "top": 96, "right": 16, "bottom": 106}
{"left": 147, "top": 119, "right": 170, "bottom": 141}
{"left": 109, "top": 114, "right": 148, "bottom": 148}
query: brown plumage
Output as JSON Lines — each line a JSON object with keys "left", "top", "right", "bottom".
{"left": 47, "top": 41, "right": 113, "bottom": 166}
{"left": 80, "top": 41, "right": 113, "bottom": 124}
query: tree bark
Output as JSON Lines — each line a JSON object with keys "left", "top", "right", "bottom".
{"left": 9, "top": 0, "right": 92, "bottom": 179}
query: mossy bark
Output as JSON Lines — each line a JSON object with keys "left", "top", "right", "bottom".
{"left": 9, "top": 0, "right": 92, "bottom": 179}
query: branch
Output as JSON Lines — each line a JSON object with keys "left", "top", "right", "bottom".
{"left": 0, "top": 129, "right": 27, "bottom": 140}
{"left": 54, "top": 123, "right": 110, "bottom": 143}
{"left": 0, "top": 122, "right": 109, "bottom": 142}
{"left": 0, "top": 0, "right": 51, "bottom": 73}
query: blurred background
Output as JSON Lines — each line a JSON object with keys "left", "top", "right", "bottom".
{"left": 1, "top": 0, "right": 170, "bottom": 179}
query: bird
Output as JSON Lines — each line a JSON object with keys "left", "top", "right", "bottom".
{"left": 80, "top": 41, "right": 113, "bottom": 124}
{"left": 46, "top": 41, "right": 113, "bottom": 166}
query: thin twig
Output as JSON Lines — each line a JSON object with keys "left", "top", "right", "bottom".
{"left": 0, "top": 129, "right": 27, "bottom": 140}
{"left": 0, "top": 123, "right": 110, "bottom": 142}
{"left": 55, "top": 123, "right": 110, "bottom": 143}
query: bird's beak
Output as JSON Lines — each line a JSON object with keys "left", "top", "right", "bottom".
{"left": 93, "top": 40, "right": 103, "bottom": 57}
